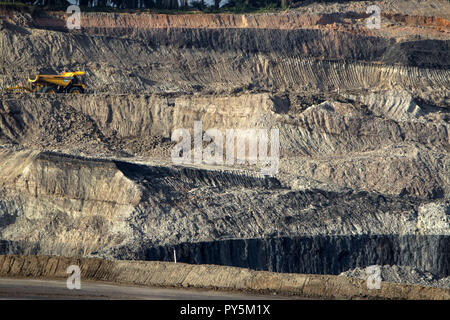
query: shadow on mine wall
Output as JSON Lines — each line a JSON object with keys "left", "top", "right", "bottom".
{"left": 1, "top": 235, "right": 448, "bottom": 278}
{"left": 145, "top": 235, "right": 450, "bottom": 278}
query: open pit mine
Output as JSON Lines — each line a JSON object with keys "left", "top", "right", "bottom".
{"left": 0, "top": 0, "right": 449, "bottom": 299}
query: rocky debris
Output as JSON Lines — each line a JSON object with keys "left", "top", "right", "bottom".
{"left": 292, "top": 0, "right": 450, "bottom": 20}
{"left": 345, "top": 91, "right": 425, "bottom": 122}
{"left": 417, "top": 202, "right": 450, "bottom": 235}
{"left": 340, "top": 265, "right": 450, "bottom": 289}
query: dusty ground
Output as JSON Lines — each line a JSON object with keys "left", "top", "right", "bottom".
{"left": 0, "top": 0, "right": 449, "bottom": 294}
{"left": 0, "top": 277, "right": 286, "bottom": 300}
{"left": 0, "top": 255, "right": 448, "bottom": 300}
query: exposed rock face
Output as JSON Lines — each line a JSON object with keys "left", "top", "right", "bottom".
{"left": 1, "top": 92, "right": 448, "bottom": 198}
{"left": 0, "top": 1, "right": 449, "bottom": 288}
{"left": 0, "top": 150, "right": 448, "bottom": 278}
{"left": 0, "top": 27, "right": 448, "bottom": 99}
{"left": 144, "top": 235, "right": 450, "bottom": 278}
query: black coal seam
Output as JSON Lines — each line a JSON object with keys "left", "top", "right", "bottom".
{"left": 142, "top": 235, "right": 449, "bottom": 278}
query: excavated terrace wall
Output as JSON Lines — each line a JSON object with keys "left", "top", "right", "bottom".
{"left": 1, "top": 93, "right": 448, "bottom": 198}
{"left": 0, "top": 149, "right": 448, "bottom": 279}
{"left": 1, "top": 254, "right": 448, "bottom": 299}
{"left": 145, "top": 235, "right": 450, "bottom": 278}
{"left": 0, "top": 14, "right": 449, "bottom": 101}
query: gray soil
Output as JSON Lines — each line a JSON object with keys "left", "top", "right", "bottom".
{"left": 340, "top": 265, "right": 450, "bottom": 289}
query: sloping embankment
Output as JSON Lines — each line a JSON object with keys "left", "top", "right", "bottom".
{"left": 0, "top": 255, "right": 448, "bottom": 300}
{"left": 1, "top": 10, "right": 449, "bottom": 99}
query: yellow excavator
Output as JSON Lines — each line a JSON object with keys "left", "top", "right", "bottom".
{"left": 2, "top": 71, "right": 86, "bottom": 94}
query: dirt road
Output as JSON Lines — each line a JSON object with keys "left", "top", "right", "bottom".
{"left": 0, "top": 278, "right": 287, "bottom": 300}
